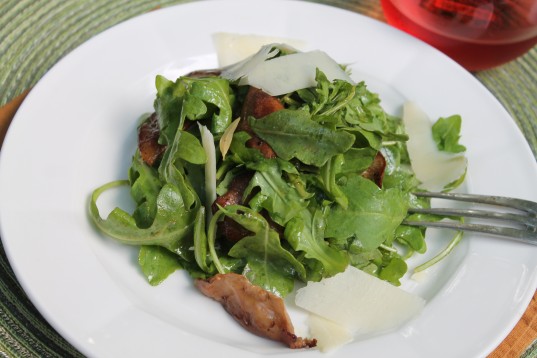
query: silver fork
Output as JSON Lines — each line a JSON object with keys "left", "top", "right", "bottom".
{"left": 403, "top": 192, "right": 537, "bottom": 245}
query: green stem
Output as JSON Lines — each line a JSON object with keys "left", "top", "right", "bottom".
{"left": 193, "top": 206, "right": 211, "bottom": 273}
{"left": 414, "top": 230, "right": 464, "bottom": 273}
{"left": 318, "top": 86, "right": 356, "bottom": 116}
{"left": 89, "top": 180, "right": 130, "bottom": 223}
{"left": 207, "top": 210, "right": 226, "bottom": 274}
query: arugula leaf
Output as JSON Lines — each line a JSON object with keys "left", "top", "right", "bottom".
{"left": 378, "top": 255, "right": 407, "bottom": 286}
{"left": 285, "top": 207, "right": 349, "bottom": 278}
{"left": 395, "top": 224, "right": 427, "bottom": 253}
{"left": 128, "top": 151, "right": 162, "bottom": 228}
{"left": 302, "top": 70, "right": 356, "bottom": 117}
{"left": 155, "top": 75, "right": 234, "bottom": 143}
{"left": 297, "top": 70, "right": 407, "bottom": 142}
{"left": 244, "top": 161, "right": 307, "bottom": 226}
{"left": 89, "top": 180, "right": 198, "bottom": 262}
{"left": 340, "top": 147, "right": 377, "bottom": 174}
{"left": 344, "top": 80, "right": 389, "bottom": 133}
{"left": 249, "top": 109, "right": 355, "bottom": 166}
{"left": 175, "top": 130, "right": 207, "bottom": 164}
{"left": 325, "top": 174, "right": 408, "bottom": 251}
{"left": 193, "top": 206, "right": 214, "bottom": 274}
{"left": 154, "top": 75, "right": 186, "bottom": 146}
{"left": 227, "top": 131, "right": 270, "bottom": 166}
{"left": 432, "top": 114, "right": 466, "bottom": 153}
{"left": 139, "top": 245, "right": 183, "bottom": 285}
{"left": 156, "top": 131, "right": 205, "bottom": 211}
{"left": 184, "top": 78, "right": 234, "bottom": 134}
{"left": 318, "top": 154, "right": 348, "bottom": 209}
{"left": 221, "top": 205, "right": 306, "bottom": 297}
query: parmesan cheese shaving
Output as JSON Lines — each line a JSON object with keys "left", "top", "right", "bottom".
{"left": 213, "top": 32, "right": 306, "bottom": 67}
{"left": 198, "top": 124, "right": 216, "bottom": 224}
{"left": 220, "top": 44, "right": 279, "bottom": 83}
{"left": 295, "top": 266, "right": 425, "bottom": 350}
{"left": 242, "top": 50, "right": 354, "bottom": 96}
{"left": 220, "top": 43, "right": 354, "bottom": 96}
{"left": 307, "top": 314, "right": 353, "bottom": 353}
{"left": 403, "top": 102, "right": 467, "bottom": 192}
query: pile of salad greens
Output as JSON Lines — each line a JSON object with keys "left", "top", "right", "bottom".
{"left": 89, "top": 45, "right": 466, "bottom": 298}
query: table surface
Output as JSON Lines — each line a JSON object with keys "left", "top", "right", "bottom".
{"left": 0, "top": 0, "right": 536, "bottom": 357}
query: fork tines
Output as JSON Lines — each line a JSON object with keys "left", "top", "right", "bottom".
{"left": 403, "top": 192, "right": 537, "bottom": 244}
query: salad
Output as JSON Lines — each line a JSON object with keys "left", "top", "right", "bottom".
{"left": 89, "top": 43, "right": 466, "bottom": 348}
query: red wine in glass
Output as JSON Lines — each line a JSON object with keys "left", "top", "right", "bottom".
{"left": 381, "top": 0, "right": 537, "bottom": 71}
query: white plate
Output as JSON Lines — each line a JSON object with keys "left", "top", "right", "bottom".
{"left": 1, "top": 0, "right": 537, "bottom": 357}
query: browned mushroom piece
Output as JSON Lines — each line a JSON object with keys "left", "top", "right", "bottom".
{"left": 212, "top": 172, "right": 255, "bottom": 242}
{"left": 241, "top": 86, "right": 285, "bottom": 129}
{"left": 138, "top": 112, "right": 166, "bottom": 166}
{"left": 185, "top": 69, "right": 222, "bottom": 78}
{"left": 195, "top": 273, "right": 317, "bottom": 349}
{"left": 212, "top": 172, "right": 284, "bottom": 242}
{"left": 212, "top": 172, "right": 253, "bottom": 210}
{"left": 361, "top": 151, "right": 386, "bottom": 188}
{"left": 246, "top": 136, "right": 277, "bottom": 159}
{"left": 239, "top": 86, "right": 283, "bottom": 159}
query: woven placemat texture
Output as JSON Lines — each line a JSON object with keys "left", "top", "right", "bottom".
{"left": 0, "top": 1, "right": 536, "bottom": 357}
{"left": 0, "top": 0, "right": 195, "bottom": 107}
{"left": 475, "top": 49, "right": 537, "bottom": 158}
{"left": 489, "top": 292, "right": 537, "bottom": 358}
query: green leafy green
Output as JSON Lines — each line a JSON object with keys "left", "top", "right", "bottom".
{"left": 155, "top": 75, "right": 234, "bottom": 143}
{"left": 325, "top": 174, "right": 408, "bottom": 251}
{"left": 139, "top": 245, "right": 183, "bottom": 285}
{"left": 432, "top": 114, "right": 466, "bottom": 153}
{"left": 90, "top": 180, "right": 198, "bottom": 261}
{"left": 285, "top": 207, "right": 349, "bottom": 278}
{"left": 244, "top": 161, "right": 307, "bottom": 226}
{"left": 89, "top": 56, "right": 467, "bottom": 298}
{"left": 193, "top": 207, "right": 213, "bottom": 274}
{"left": 222, "top": 205, "right": 306, "bottom": 296}
{"left": 249, "top": 109, "right": 355, "bottom": 167}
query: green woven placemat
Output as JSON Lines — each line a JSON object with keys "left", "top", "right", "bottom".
{"left": 0, "top": 1, "right": 536, "bottom": 357}
{"left": 1, "top": 0, "right": 535, "bottom": 156}
{"left": 475, "top": 50, "right": 537, "bottom": 158}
